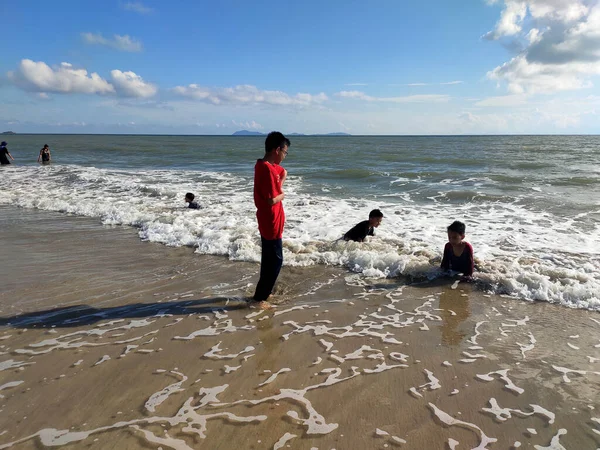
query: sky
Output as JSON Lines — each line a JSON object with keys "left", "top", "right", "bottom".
{"left": 1, "top": 0, "right": 599, "bottom": 135}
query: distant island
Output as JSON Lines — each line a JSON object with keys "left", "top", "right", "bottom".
{"left": 233, "top": 130, "right": 351, "bottom": 136}
{"left": 232, "top": 130, "right": 264, "bottom": 136}
{"left": 1, "top": 131, "right": 16, "bottom": 135}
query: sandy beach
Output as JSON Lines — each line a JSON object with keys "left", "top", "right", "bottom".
{"left": 0, "top": 206, "right": 599, "bottom": 449}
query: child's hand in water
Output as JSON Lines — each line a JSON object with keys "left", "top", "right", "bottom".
{"left": 460, "top": 275, "right": 474, "bottom": 282}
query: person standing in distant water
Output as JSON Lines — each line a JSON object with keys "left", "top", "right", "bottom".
{"left": 38, "top": 144, "right": 51, "bottom": 163}
{"left": 0, "top": 141, "right": 14, "bottom": 165}
{"left": 441, "top": 220, "right": 474, "bottom": 279}
{"left": 252, "top": 131, "right": 290, "bottom": 309}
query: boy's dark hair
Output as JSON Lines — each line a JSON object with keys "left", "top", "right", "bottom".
{"left": 447, "top": 220, "right": 466, "bottom": 235}
{"left": 369, "top": 209, "right": 384, "bottom": 219}
{"left": 185, "top": 193, "right": 195, "bottom": 201}
{"left": 265, "top": 131, "right": 290, "bottom": 153}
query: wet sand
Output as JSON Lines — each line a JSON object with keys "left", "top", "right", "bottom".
{"left": 0, "top": 206, "right": 599, "bottom": 449}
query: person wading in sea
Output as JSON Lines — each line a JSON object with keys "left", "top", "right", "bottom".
{"left": 252, "top": 131, "right": 290, "bottom": 310}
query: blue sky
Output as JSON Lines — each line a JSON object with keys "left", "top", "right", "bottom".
{"left": 1, "top": 0, "right": 599, "bottom": 134}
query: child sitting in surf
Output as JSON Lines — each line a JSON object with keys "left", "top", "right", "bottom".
{"left": 441, "top": 220, "right": 474, "bottom": 279}
{"left": 184, "top": 192, "right": 201, "bottom": 209}
{"left": 343, "top": 209, "right": 383, "bottom": 242}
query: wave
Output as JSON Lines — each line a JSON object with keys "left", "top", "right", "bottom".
{"left": 1, "top": 164, "right": 599, "bottom": 310}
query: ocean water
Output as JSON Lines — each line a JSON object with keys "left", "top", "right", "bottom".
{"left": 1, "top": 134, "right": 599, "bottom": 310}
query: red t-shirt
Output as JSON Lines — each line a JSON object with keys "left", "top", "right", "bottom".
{"left": 254, "top": 159, "right": 285, "bottom": 240}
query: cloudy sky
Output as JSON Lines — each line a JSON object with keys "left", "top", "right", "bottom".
{"left": 1, "top": 0, "right": 599, "bottom": 134}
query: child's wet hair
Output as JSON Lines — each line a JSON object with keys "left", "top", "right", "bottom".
{"left": 369, "top": 209, "right": 384, "bottom": 219}
{"left": 185, "top": 192, "right": 195, "bottom": 201}
{"left": 447, "top": 220, "right": 466, "bottom": 235}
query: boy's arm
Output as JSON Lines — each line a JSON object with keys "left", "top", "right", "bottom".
{"left": 464, "top": 243, "right": 474, "bottom": 276}
{"left": 440, "top": 243, "right": 450, "bottom": 270}
{"left": 267, "top": 192, "right": 285, "bottom": 206}
{"left": 281, "top": 168, "right": 287, "bottom": 186}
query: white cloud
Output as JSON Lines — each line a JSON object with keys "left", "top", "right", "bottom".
{"left": 475, "top": 94, "right": 529, "bottom": 107}
{"left": 121, "top": 1, "right": 154, "bottom": 14}
{"left": 232, "top": 119, "right": 263, "bottom": 130}
{"left": 7, "top": 60, "right": 115, "bottom": 95}
{"left": 82, "top": 32, "right": 143, "bottom": 52}
{"left": 527, "top": 0, "right": 588, "bottom": 22}
{"left": 110, "top": 70, "right": 157, "bottom": 98}
{"left": 7, "top": 60, "right": 157, "bottom": 99}
{"left": 487, "top": 54, "right": 596, "bottom": 94}
{"left": 172, "top": 84, "right": 328, "bottom": 107}
{"left": 391, "top": 81, "right": 463, "bottom": 86}
{"left": 484, "top": 1, "right": 600, "bottom": 94}
{"left": 337, "top": 91, "right": 450, "bottom": 103}
{"left": 483, "top": 0, "right": 527, "bottom": 39}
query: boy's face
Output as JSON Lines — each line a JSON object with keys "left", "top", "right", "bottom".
{"left": 274, "top": 145, "right": 288, "bottom": 164}
{"left": 448, "top": 231, "right": 464, "bottom": 246}
{"left": 370, "top": 217, "right": 383, "bottom": 228}
{"left": 185, "top": 196, "right": 192, "bottom": 203}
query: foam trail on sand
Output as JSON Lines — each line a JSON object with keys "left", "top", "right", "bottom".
{"left": 428, "top": 403, "right": 497, "bottom": 449}
{"left": 476, "top": 370, "right": 524, "bottom": 395}
{"left": 273, "top": 432, "right": 297, "bottom": 450}
{"left": 258, "top": 369, "right": 292, "bottom": 387}
{"left": 533, "top": 429, "right": 567, "bottom": 450}
{"left": 145, "top": 371, "right": 187, "bottom": 412}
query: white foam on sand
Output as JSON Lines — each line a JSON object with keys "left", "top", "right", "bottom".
{"left": 203, "top": 342, "right": 255, "bottom": 360}
{"left": 273, "top": 432, "right": 297, "bottom": 450}
{"left": 173, "top": 318, "right": 254, "bottom": 340}
{"left": 94, "top": 355, "right": 110, "bottom": 366}
{"left": 482, "top": 398, "right": 555, "bottom": 424}
{"left": 517, "top": 333, "right": 536, "bottom": 359}
{"left": 0, "top": 381, "right": 24, "bottom": 398}
{"left": 551, "top": 365, "right": 600, "bottom": 383}
{"left": 533, "top": 429, "right": 567, "bottom": 450}
{"left": 428, "top": 403, "right": 497, "bottom": 449}
{"left": 476, "top": 369, "right": 524, "bottom": 395}
{"left": 258, "top": 369, "right": 292, "bottom": 387}
{"left": 145, "top": 371, "right": 187, "bottom": 412}
{"left": 0, "top": 359, "right": 34, "bottom": 371}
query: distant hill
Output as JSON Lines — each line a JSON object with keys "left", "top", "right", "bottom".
{"left": 233, "top": 130, "right": 350, "bottom": 136}
{"left": 1, "top": 131, "right": 16, "bottom": 135}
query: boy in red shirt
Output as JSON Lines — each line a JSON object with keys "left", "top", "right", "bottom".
{"left": 253, "top": 132, "right": 290, "bottom": 308}
{"left": 441, "top": 220, "right": 474, "bottom": 279}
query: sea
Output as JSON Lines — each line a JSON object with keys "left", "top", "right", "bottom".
{"left": 1, "top": 134, "right": 599, "bottom": 310}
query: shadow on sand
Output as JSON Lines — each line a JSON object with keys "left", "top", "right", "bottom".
{"left": 0, "top": 297, "right": 249, "bottom": 329}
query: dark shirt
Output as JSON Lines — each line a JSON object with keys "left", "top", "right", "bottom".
{"left": 188, "top": 201, "right": 200, "bottom": 209}
{"left": 343, "top": 220, "right": 374, "bottom": 242}
{"left": 0, "top": 147, "right": 10, "bottom": 165}
{"left": 41, "top": 149, "right": 50, "bottom": 161}
{"left": 440, "top": 242, "right": 474, "bottom": 276}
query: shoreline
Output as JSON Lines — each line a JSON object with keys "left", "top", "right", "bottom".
{"left": 0, "top": 206, "right": 599, "bottom": 449}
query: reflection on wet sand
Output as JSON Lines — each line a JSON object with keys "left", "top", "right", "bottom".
{"left": 438, "top": 286, "right": 471, "bottom": 347}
